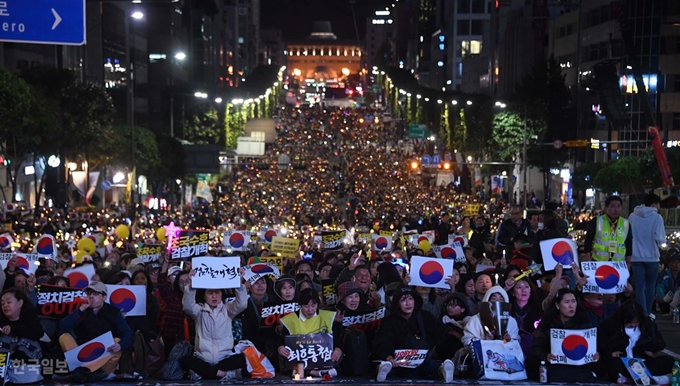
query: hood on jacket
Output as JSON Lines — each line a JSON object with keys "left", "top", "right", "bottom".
{"left": 482, "top": 285, "right": 509, "bottom": 302}
{"left": 633, "top": 205, "right": 659, "bottom": 218}
{"left": 390, "top": 284, "right": 423, "bottom": 314}
{"left": 274, "top": 275, "right": 296, "bottom": 300}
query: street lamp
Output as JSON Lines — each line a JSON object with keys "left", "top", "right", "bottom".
{"left": 194, "top": 92, "right": 208, "bottom": 98}
{"left": 174, "top": 52, "right": 186, "bottom": 60}
{"left": 131, "top": 11, "right": 144, "bottom": 19}
{"left": 129, "top": 8, "right": 144, "bottom": 216}
{"left": 214, "top": 97, "right": 223, "bottom": 104}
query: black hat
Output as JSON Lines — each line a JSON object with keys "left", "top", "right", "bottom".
{"left": 390, "top": 284, "right": 422, "bottom": 313}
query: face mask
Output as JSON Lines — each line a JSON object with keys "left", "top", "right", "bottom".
{"left": 538, "top": 223, "right": 544, "bottom": 230}
{"left": 624, "top": 326, "right": 638, "bottom": 336}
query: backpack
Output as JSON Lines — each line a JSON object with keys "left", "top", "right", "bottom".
{"left": 158, "top": 340, "right": 193, "bottom": 380}
{"left": 341, "top": 327, "right": 368, "bottom": 375}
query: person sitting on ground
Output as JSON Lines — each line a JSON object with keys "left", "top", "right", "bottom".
{"left": 57, "top": 281, "right": 133, "bottom": 382}
{"left": 181, "top": 269, "right": 248, "bottom": 381}
{"left": 373, "top": 285, "right": 454, "bottom": 383}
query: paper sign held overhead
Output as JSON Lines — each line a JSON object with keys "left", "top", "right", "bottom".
{"left": 409, "top": 256, "right": 454, "bottom": 289}
{"left": 191, "top": 256, "right": 240, "bottom": 289}
{"left": 539, "top": 238, "right": 578, "bottom": 271}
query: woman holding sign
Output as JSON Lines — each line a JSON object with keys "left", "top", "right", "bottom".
{"left": 598, "top": 300, "right": 673, "bottom": 384}
{"left": 181, "top": 269, "right": 248, "bottom": 381}
{"left": 527, "top": 288, "right": 600, "bottom": 383}
{"left": 277, "top": 288, "right": 342, "bottom": 378}
{"left": 0, "top": 289, "right": 44, "bottom": 384}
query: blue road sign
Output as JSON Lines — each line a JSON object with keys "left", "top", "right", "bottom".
{"left": 101, "top": 180, "right": 112, "bottom": 191}
{"left": 0, "top": 0, "right": 85, "bottom": 45}
{"left": 432, "top": 155, "right": 442, "bottom": 165}
{"left": 421, "top": 155, "right": 432, "bottom": 165}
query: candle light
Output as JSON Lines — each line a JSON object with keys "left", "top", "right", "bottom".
{"left": 306, "top": 376, "right": 312, "bottom": 380}
{"left": 294, "top": 374, "right": 300, "bottom": 380}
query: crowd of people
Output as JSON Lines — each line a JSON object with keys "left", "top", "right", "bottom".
{"left": 0, "top": 105, "right": 676, "bottom": 384}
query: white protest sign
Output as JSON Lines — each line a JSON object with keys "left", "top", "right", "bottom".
{"left": 192, "top": 256, "right": 240, "bottom": 289}
{"left": 409, "top": 256, "right": 454, "bottom": 289}
{"left": 549, "top": 328, "right": 597, "bottom": 366}
{"left": 580, "top": 261, "right": 630, "bottom": 294}
{"left": 448, "top": 234, "right": 468, "bottom": 247}
{"left": 0, "top": 253, "right": 39, "bottom": 274}
{"left": 64, "top": 331, "right": 115, "bottom": 371}
{"left": 539, "top": 238, "right": 578, "bottom": 271}
{"left": 243, "top": 263, "right": 280, "bottom": 284}
{"left": 432, "top": 242, "right": 465, "bottom": 262}
{"left": 394, "top": 349, "right": 429, "bottom": 368}
{"left": 105, "top": 285, "right": 147, "bottom": 316}
{"left": 64, "top": 264, "right": 97, "bottom": 289}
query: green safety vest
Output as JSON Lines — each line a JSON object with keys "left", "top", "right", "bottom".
{"left": 592, "top": 215, "right": 628, "bottom": 261}
{"left": 280, "top": 309, "right": 336, "bottom": 335}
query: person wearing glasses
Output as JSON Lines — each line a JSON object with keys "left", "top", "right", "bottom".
{"left": 496, "top": 205, "right": 533, "bottom": 258}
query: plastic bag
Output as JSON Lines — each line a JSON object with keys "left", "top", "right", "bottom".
{"left": 235, "top": 340, "right": 275, "bottom": 378}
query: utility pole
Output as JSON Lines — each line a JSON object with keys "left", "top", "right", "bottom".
{"left": 523, "top": 104, "right": 528, "bottom": 208}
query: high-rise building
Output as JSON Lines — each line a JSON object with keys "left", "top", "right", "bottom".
{"left": 365, "top": 8, "right": 394, "bottom": 69}
{"left": 451, "top": 0, "right": 491, "bottom": 92}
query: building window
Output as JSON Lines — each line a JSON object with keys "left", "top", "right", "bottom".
{"left": 458, "top": 0, "right": 470, "bottom": 13}
{"left": 458, "top": 20, "right": 470, "bottom": 35}
{"left": 673, "top": 113, "right": 680, "bottom": 130}
{"left": 471, "top": 20, "right": 483, "bottom": 35}
{"left": 459, "top": 40, "right": 482, "bottom": 57}
{"left": 471, "top": 0, "right": 485, "bottom": 13}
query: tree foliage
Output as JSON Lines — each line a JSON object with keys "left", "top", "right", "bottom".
{"left": 183, "top": 104, "right": 223, "bottom": 145}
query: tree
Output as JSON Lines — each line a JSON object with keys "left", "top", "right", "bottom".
{"left": 593, "top": 156, "right": 647, "bottom": 194}
{"left": 0, "top": 68, "right": 33, "bottom": 202}
{"left": 183, "top": 104, "right": 223, "bottom": 145}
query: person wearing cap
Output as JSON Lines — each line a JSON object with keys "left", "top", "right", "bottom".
{"left": 373, "top": 285, "right": 454, "bottom": 382}
{"left": 462, "top": 286, "right": 520, "bottom": 346}
{"left": 58, "top": 281, "right": 133, "bottom": 380}
{"left": 335, "top": 281, "right": 370, "bottom": 313}
{"left": 583, "top": 195, "right": 632, "bottom": 262}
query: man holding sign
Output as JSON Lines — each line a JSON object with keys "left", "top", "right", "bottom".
{"left": 58, "top": 282, "right": 133, "bottom": 381}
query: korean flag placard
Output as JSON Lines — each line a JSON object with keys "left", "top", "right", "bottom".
{"left": 105, "top": 285, "right": 147, "bottom": 316}
{"left": 539, "top": 238, "right": 578, "bottom": 271}
{"left": 243, "top": 263, "right": 280, "bottom": 284}
{"left": 409, "top": 256, "right": 454, "bottom": 289}
{"left": 432, "top": 242, "right": 465, "bottom": 262}
{"left": 64, "top": 264, "right": 96, "bottom": 289}
{"left": 549, "top": 328, "right": 597, "bottom": 366}
{"left": 223, "top": 231, "right": 251, "bottom": 251}
{"left": 448, "top": 234, "right": 468, "bottom": 247}
{"left": 259, "top": 228, "right": 281, "bottom": 244}
{"left": 580, "top": 261, "right": 630, "bottom": 294}
{"left": 64, "top": 331, "right": 116, "bottom": 371}
{"left": 192, "top": 256, "right": 241, "bottom": 289}
{"left": 372, "top": 234, "right": 392, "bottom": 251}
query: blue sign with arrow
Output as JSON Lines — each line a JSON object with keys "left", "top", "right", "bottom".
{"left": 0, "top": 0, "right": 85, "bottom": 45}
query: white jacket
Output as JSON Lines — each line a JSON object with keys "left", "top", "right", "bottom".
{"left": 183, "top": 285, "right": 248, "bottom": 365}
{"left": 462, "top": 286, "right": 520, "bottom": 346}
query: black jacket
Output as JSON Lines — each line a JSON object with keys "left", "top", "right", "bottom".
{"left": 530, "top": 310, "right": 592, "bottom": 361}
{"left": 530, "top": 228, "right": 568, "bottom": 270}
{"left": 598, "top": 317, "right": 664, "bottom": 360}
{"left": 373, "top": 309, "right": 442, "bottom": 361}
{"left": 60, "top": 303, "right": 133, "bottom": 349}
{"left": 498, "top": 218, "right": 533, "bottom": 253}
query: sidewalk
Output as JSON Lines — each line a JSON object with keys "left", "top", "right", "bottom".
{"left": 656, "top": 313, "right": 680, "bottom": 358}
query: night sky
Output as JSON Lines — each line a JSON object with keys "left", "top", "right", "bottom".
{"left": 260, "top": 0, "right": 391, "bottom": 41}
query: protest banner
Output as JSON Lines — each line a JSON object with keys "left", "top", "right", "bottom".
{"left": 448, "top": 234, "right": 468, "bottom": 247}
{"left": 0, "top": 253, "right": 39, "bottom": 274}
{"left": 259, "top": 256, "right": 284, "bottom": 271}
{"left": 105, "top": 285, "right": 147, "bottom": 316}
{"left": 284, "top": 333, "right": 334, "bottom": 370}
{"left": 321, "top": 279, "right": 337, "bottom": 306}
{"left": 260, "top": 301, "right": 299, "bottom": 328}
{"left": 64, "top": 264, "right": 96, "bottom": 289}
{"left": 341, "top": 307, "right": 386, "bottom": 332}
{"left": 549, "top": 328, "right": 597, "bottom": 366}
{"left": 621, "top": 357, "right": 655, "bottom": 386}
{"left": 243, "top": 263, "right": 280, "bottom": 284}
{"left": 314, "top": 230, "right": 347, "bottom": 250}
{"left": 223, "top": 230, "right": 251, "bottom": 251}
{"left": 372, "top": 234, "right": 392, "bottom": 251}
{"left": 464, "top": 204, "right": 481, "bottom": 217}
{"left": 409, "top": 256, "right": 454, "bottom": 289}
{"left": 539, "top": 238, "right": 578, "bottom": 271}
{"left": 271, "top": 237, "right": 300, "bottom": 258}
{"left": 37, "top": 285, "right": 86, "bottom": 319}
{"left": 64, "top": 331, "right": 115, "bottom": 371}
{"left": 409, "top": 234, "right": 434, "bottom": 246}
{"left": 0, "top": 352, "right": 9, "bottom": 379}
{"left": 432, "top": 242, "right": 465, "bottom": 262}
{"left": 581, "top": 261, "right": 630, "bottom": 294}
{"left": 191, "top": 257, "right": 240, "bottom": 289}
{"left": 136, "top": 244, "right": 163, "bottom": 263}
{"left": 394, "top": 349, "right": 429, "bottom": 368}
{"left": 169, "top": 230, "right": 209, "bottom": 259}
